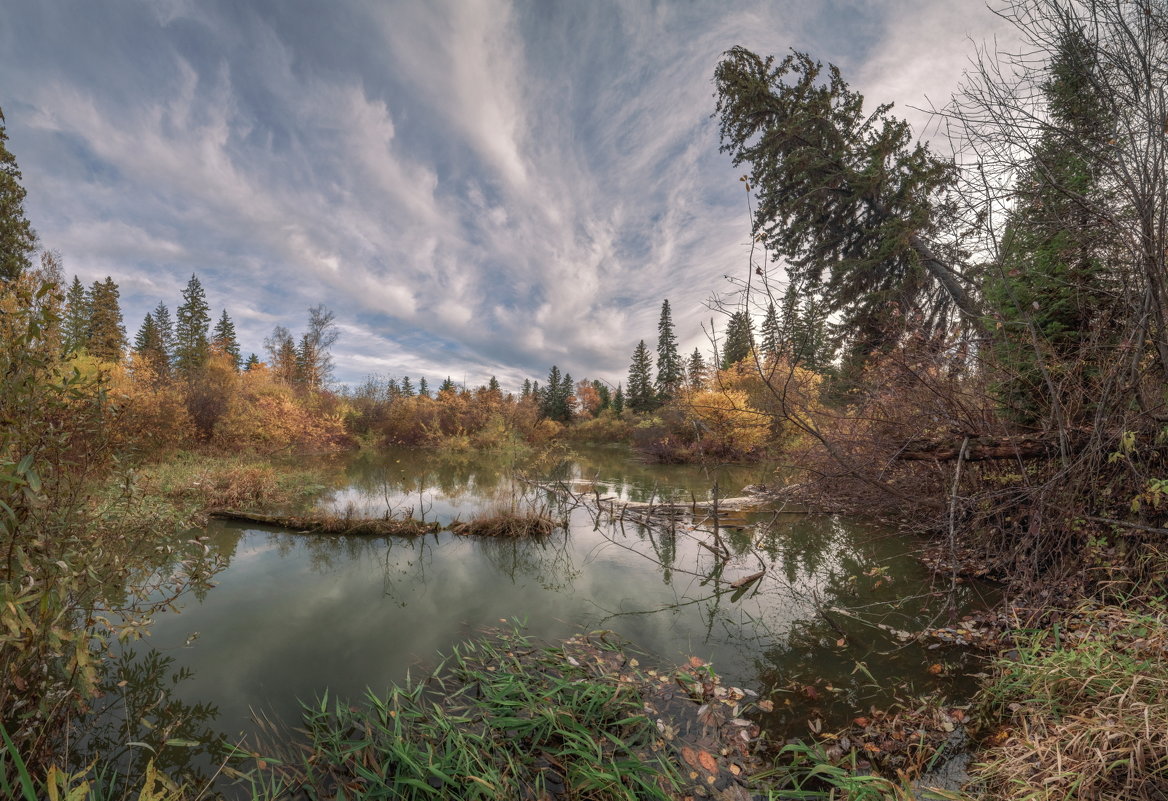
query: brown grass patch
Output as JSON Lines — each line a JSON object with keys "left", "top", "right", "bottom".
{"left": 974, "top": 602, "right": 1168, "bottom": 800}
{"left": 449, "top": 508, "right": 558, "bottom": 538}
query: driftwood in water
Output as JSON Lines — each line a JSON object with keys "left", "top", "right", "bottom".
{"left": 895, "top": 433, "right": 1089, "bottom": 462}
{"left": 208, "top": 509, "right": 439, "bottom": 536}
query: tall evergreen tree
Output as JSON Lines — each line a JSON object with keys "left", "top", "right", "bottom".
{"left": 627, "top": 340, "right": 656, "bottom": 413}
{"left": 212, "top": 309, "right": 242, "bottom": 371}
{"left": 87, "top": 277, "right": 126, "bottom": 363}
{"left": 593, "top": 380, "right": 611, "bottom": 411}
{"left": 541, "top": 365, "right": 573, "bottom": 421}
{"left": 0, "top": 107, "right": 37, "bottom": 282}
{"left": 487, "top": 375, "right": 501, "bottom": 397}
{"left": 133, "top": 312, "right": 169, "bottom": 374}
{"left": 612, "top": 383, "right": 625, "bottom": 415}
{"left": 521, "top": 378, "right": 532, "bottom": 399}
{"left": 61, "top": 276, "right": 90, "bottom": 355}
{"left": 714, "top": 47, "right": 982, "bottom": 369}
{"left": 654, "top": 299, "right": 683, "bottom": 400}
{"left": 401, "top": 376, "right": 415, "bottom": 396}
{"left": 152, "top": 302, "right": 175, "bottom": 369}
{"left": 175, "top": 274, "right": 211, "bottom": 375}
{"left": 720, "top": 311, "right": 754, "bottom": 369}
{"left": 244, "top": 353, "right": 260, "bottom": 371}
{"left": 760, "top": 302, "right": 780, "bottom": 358}
{"left": 687, "top": 348, "right": 707, "bottom": 389}
{"left": 984, "top": 28, "right": 1117, "bottom": 423}
{"left": 438, "top": 377, "right": 456, "bottom": 394}
{"left": 418, "top": 377, "right": 430, "bottom": 398}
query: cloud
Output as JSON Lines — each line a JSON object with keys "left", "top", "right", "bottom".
{"left": 0, "top": 0, "right": 1010, "bottom": 386}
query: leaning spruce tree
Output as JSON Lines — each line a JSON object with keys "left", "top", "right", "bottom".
{"left": 714, "top": 46, "right": 982, "bottom": 373}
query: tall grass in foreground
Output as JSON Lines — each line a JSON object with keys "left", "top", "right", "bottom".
{"left": 973, "top": 601, "right": 1168, "bottom": 800}
{"left": 246, "top": 629, "right": 683, "bottom": 800}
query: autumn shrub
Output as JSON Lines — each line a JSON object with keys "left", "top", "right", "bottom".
{"left": 212, "top": 368, "right": 350, "bottom": 453}
{"left": 563, "top": 410, "right": 633, "bottom": 444}
{"left": 0, "top": 275, "right": 218, "bottom": 779}
{"left": 106, "top": 357, "right": 196, "bottom": 454}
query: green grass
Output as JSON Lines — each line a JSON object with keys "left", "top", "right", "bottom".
{"left": 247, "top": 628, "right": 684, "bottom": 800}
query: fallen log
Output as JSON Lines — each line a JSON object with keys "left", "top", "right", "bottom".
{"left": 896, "top": 434, "right": 1088, "bottom": 462}
{"left": 208, "top": 509, "right": 439, "bottom": 536}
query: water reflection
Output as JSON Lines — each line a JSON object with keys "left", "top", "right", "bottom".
{"left": 132, "top": 445, "right": 990, "bottom": 749}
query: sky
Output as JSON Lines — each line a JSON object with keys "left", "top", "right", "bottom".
{"left": 0, "top": 0, "right": 1010, "bottom": 389}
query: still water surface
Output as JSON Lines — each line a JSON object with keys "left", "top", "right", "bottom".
{"left": 135, "top": 445, "right": 987, "bottom": 752}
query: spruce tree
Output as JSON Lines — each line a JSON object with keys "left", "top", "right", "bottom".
{"left": 0, "top": 107, "right": 37, "bottom": 282}
{"left": 401, "top": 376, "right": 415, "bottom": 396}
{"left": 212, "top": 309, "right": 242, "bottom": 371}
{"left": 687, "top": 348, "right": 707, "bottom": 390}
{"left": 760, "top": 302, "right": 780, "bottom": 358}
{"left": 175, "top": 274, "right": 211, "bottom": 375}
{"left": 418, "top": 377, "right": 430, "bottom": 398}
{"left": 87, "top": 277, "right": 126, "bottom": 363}
{"left": 244, "top": 353, "right": 260, "bottom": 371}
{"left": 521, "top": 378, "right": 532, "bottom": 399}
{"left": 984, "top": 28, "right": 1116, "bottom": 423}
{"left": 541, "top": 365, "right": 570, "bottom": 420}
{"left": 720, "top": 311, "right": 754, "bottom": 369}
{"left": 593, "top": 380, "right": 611, "bottom": 411}
{"left": 438, "top": 377, "right": 456, "bottom": 394}
{"left": 133, "top": 312, "right": 169, "bottom": 373}
{"left": 153, "top": 302, "right": 175, "bottom": 370}
{"left": 612, "top": 383, "right": 625, "bottom": 415}
{"left": 627, "top": 340, "right": 656, "bottom": 413}
{"left": 654, "top": 299, "right": 683, "bottom": 400}
{"left": 61, "top": 276, "right": 90, "bottom": 355}
{"left": 560, "top": 372, "right": 574, "bottom": 421}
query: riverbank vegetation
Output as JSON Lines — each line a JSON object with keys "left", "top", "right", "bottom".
{"left": 4, "top": 0, "right": 1168, "bottom": 797}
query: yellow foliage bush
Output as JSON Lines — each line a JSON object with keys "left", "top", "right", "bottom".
{"left": 212, "top": 369, "right": 349, "bottom": 452}
{"left": 107, "top": 356, "right": 196, "bottom": 453}
{"left": 684, "top": 389, "right": 770, "bottom": 453}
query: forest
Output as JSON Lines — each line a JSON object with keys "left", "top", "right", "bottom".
{"left": 3, "top": 0, "right": 1168, "bottom": 799}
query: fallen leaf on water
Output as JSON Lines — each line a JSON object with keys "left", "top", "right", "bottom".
{"left": 698, "top": 750, "right": 718, "bottom": 772}
{"left": 757, "top": 699, "right": 775, "bottom": 712}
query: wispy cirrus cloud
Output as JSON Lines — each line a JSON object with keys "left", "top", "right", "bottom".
{"left": 0, "top": 0, "right": 1009, "bottom": 389}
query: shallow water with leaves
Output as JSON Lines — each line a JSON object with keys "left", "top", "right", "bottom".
{"left": 108, "top": 445, "right": 992, "bottom": 787}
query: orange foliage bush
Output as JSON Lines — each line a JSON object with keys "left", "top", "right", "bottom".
{"left": 212, "top": 367, "right": 350, "bottom": 453}
{"left": 107, "top": 356, "right": 195, "bottom": 453}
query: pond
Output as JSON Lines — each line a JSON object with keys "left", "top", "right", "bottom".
{"left": 109, "top": 445, "right": 993, "bottom": 786}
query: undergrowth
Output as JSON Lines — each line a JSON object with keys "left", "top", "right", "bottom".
{"left": 246, "top": 628, "right": 685, "bottom": 800}
{"left": 972, "top": 601, "right": 1168, "bottom": 800}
